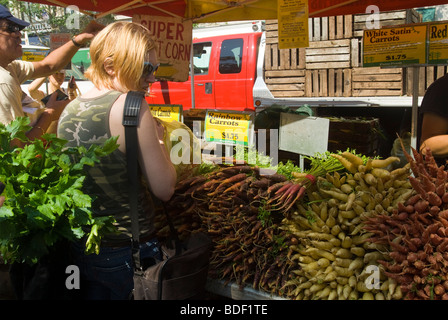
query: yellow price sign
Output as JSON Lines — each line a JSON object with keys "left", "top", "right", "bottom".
{"left": 363, "top": 25, "right": 427, "bottom": 67}
{"left": 277, "top": 0, "right": 309, "bottom": 49}
{"left": 149, "top": 104, "right": 182, "bottom": 122}
{"left": 428, "top": 22, "right": 448, "bottom": 65}
{"left": 204, "top": 111, "right": 251, "bottom": 146}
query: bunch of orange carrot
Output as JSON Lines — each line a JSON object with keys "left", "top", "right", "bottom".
{"left": 364, "top": 145, "right": 448, "bottom": 300}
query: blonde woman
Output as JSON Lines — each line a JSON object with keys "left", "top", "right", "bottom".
{"left": 57, "top": 21, "right": 176, "bottom": 300}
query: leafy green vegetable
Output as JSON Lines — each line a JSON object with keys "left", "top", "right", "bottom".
{"left": 193, "top": 161, "right": 218, "bottom": 176}
{"left": 303, "top": 150, "right": 345, "bottom": 177}
{"left": 257, "top": 199, "right": 272, "bottom": 227}
{"left": 0, "top": 117, "right": 118, "bottom": 265}
{"left": 274, "top": 160, "right": 302, "bottom": 180}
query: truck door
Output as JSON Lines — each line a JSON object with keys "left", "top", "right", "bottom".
{"left": 146, "top": 41, "right": 214, "bottom": 109}
{"left": 192, "top": 41, "right": 215, "bottom": 108}
{"left": 214, "top": 37, "right": 247, "bottom": 111}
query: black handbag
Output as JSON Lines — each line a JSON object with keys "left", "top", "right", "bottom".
{"left": 122, "top": 91, "right": 212, "bottom": 300}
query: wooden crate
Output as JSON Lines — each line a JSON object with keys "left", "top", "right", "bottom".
{"left": 265, "top": 20, "right": 306, "bottom": 71}
{"left": 327, "top": 117, "right": 380, "bottom": 156}
{"left": 264, "top": 43, "right": 306, "bottom": 71}
{"left": 266, "top": 15, "right": 352, "bottom": 41}
{"left": 305, "top": 68, "right": 351, "bottom": 97}
{"left": 305, "top": 39, "right": 351, "bottom": 69}
{"left": 309, "top": 15, "right": 353, "bottom": 41}
{"left": 353, "top": 9, "right": 421, "bottom": 37}
{"left": 264, "top": 69, "right": 306, "bottom": 97}
{"left": 406, "top": 65, "right": 448, "bottom": 96}
{"left": 265, "top": 18, "right": 354, "bottom": 70}
{"left": 352, "top": 67, "right": 403, "bottom": 96}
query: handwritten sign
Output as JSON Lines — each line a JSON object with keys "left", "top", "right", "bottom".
{"left": 149, "top": 104, "right": 182, "bottom": 122}
{"left": 428, "top": 22, "right": 448, "bottom": 65}
{"left": 50, "top": 33, "right": 71, "bottom": 51}
{"left": 50, "top": 33, "right": 72, "bottom": 69}
{"left": 363, "top": 25, "right": 427, "bottom": 67}
{"left": 133, "top": 15, "right": 192, "bottom": 82}
{"left": 277, "top": 0, "right": 309, "bottom": 49}
{"left": 204, "top": 111, "right": 252, "bottom": 146}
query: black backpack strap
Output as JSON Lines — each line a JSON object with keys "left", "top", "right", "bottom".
{"left": 122, "top": 91, "right": 145, "bottom": 270}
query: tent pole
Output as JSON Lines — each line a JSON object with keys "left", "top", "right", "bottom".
{"left": 190, "top": 42, "right": 195, "bottom": 109}
{"left": 188, "top": 1, "right": 195, "bottom": 109}
{"left": 410, "top": 66, "right": 419, "bottom": 150}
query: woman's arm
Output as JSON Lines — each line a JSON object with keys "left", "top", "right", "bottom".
{"left": 28, "top": 77, "right": 47, "bottom": 101}
{"left": 110, "top": 95, "right": 176, "bottom": 202}
{"left": 136, "top": 102, "right": 176, "bottom": 201}
{"left": 32, "top": 21, "right": 104, "bottom": 78}
{"left": 26, "top": 93, "right": 69, "bottom": 141}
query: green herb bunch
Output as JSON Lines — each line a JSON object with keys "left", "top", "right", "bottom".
{"left": 0, "top": 117, "right": 118, "bottom": 265}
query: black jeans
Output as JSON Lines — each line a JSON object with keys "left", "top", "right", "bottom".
{"left": 70, "top": 238, "right": 161, "bottom": 300}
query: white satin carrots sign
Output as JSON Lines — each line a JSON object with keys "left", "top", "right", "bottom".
{"left": 363, "top": 25, "right": 427, "bottom": 67}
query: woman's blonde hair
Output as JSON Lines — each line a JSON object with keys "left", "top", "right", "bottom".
{"left": 85, "top": 21, "right": 156, "bottom": 91}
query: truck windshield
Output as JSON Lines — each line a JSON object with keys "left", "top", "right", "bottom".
{"left": 219, "top": 38, "right": 243, "bottom": 74}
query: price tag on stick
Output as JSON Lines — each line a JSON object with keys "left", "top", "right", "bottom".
{"left": 204, "top": 111, "right": 252, "bottom": 146}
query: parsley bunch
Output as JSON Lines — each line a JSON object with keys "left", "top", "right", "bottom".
{"left": 0, "top": 117, "right": 118, "bottom": 265}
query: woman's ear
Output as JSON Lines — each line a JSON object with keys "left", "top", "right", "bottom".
{"left": 103, "top": 58, "right": 115, "bottom": 76}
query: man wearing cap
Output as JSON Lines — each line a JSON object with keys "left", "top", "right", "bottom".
{"left": 0, "top": 4, "right": 103, "bottom": 143}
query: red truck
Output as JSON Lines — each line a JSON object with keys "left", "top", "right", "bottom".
{"left": 146, "top": 21, "right": 266, "bottom": 112}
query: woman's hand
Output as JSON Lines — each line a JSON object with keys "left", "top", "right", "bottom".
{"left": 44, "top": 91, "right": 70, "bottom": 122}
{"left": 74, "top": 20, "right": 105, "bottom": 45}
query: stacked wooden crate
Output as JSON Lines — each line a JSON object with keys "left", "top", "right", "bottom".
{"left": 264, "top": 9, "right": 422, "bottom": 98}
{"left": 265, "top": 15, "right": 354, "bottom": 97}
{"left": 264, "top": 21, "right": 306, "bottom": 97}
{"left": 406, "top": 63, "right": 448, "bottom": 96}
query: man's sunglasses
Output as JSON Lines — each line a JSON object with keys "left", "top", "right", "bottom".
{"left": 143, "top": 62, "right": 159, "bottom": 77}
{"left": 0, "top": 24, "right": 20, "bottom": 34}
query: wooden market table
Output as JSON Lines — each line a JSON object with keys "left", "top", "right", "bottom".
{"left": 205, "top": 278, "right": 287, "bottom": 300}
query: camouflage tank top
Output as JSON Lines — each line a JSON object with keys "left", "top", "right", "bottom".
{"left": 57, "top": 90, "right": 155, "bottom": 246}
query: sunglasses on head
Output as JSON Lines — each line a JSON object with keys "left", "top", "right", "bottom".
{"left": 142, "top": 61, "right": 159, "bottom": 77}
{"left": 0, "top": 24, "right": 20, "bottom": 34}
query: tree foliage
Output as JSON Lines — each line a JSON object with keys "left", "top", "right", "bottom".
{"left": 1, "top": 0, "right": 115, "bottom": 46}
